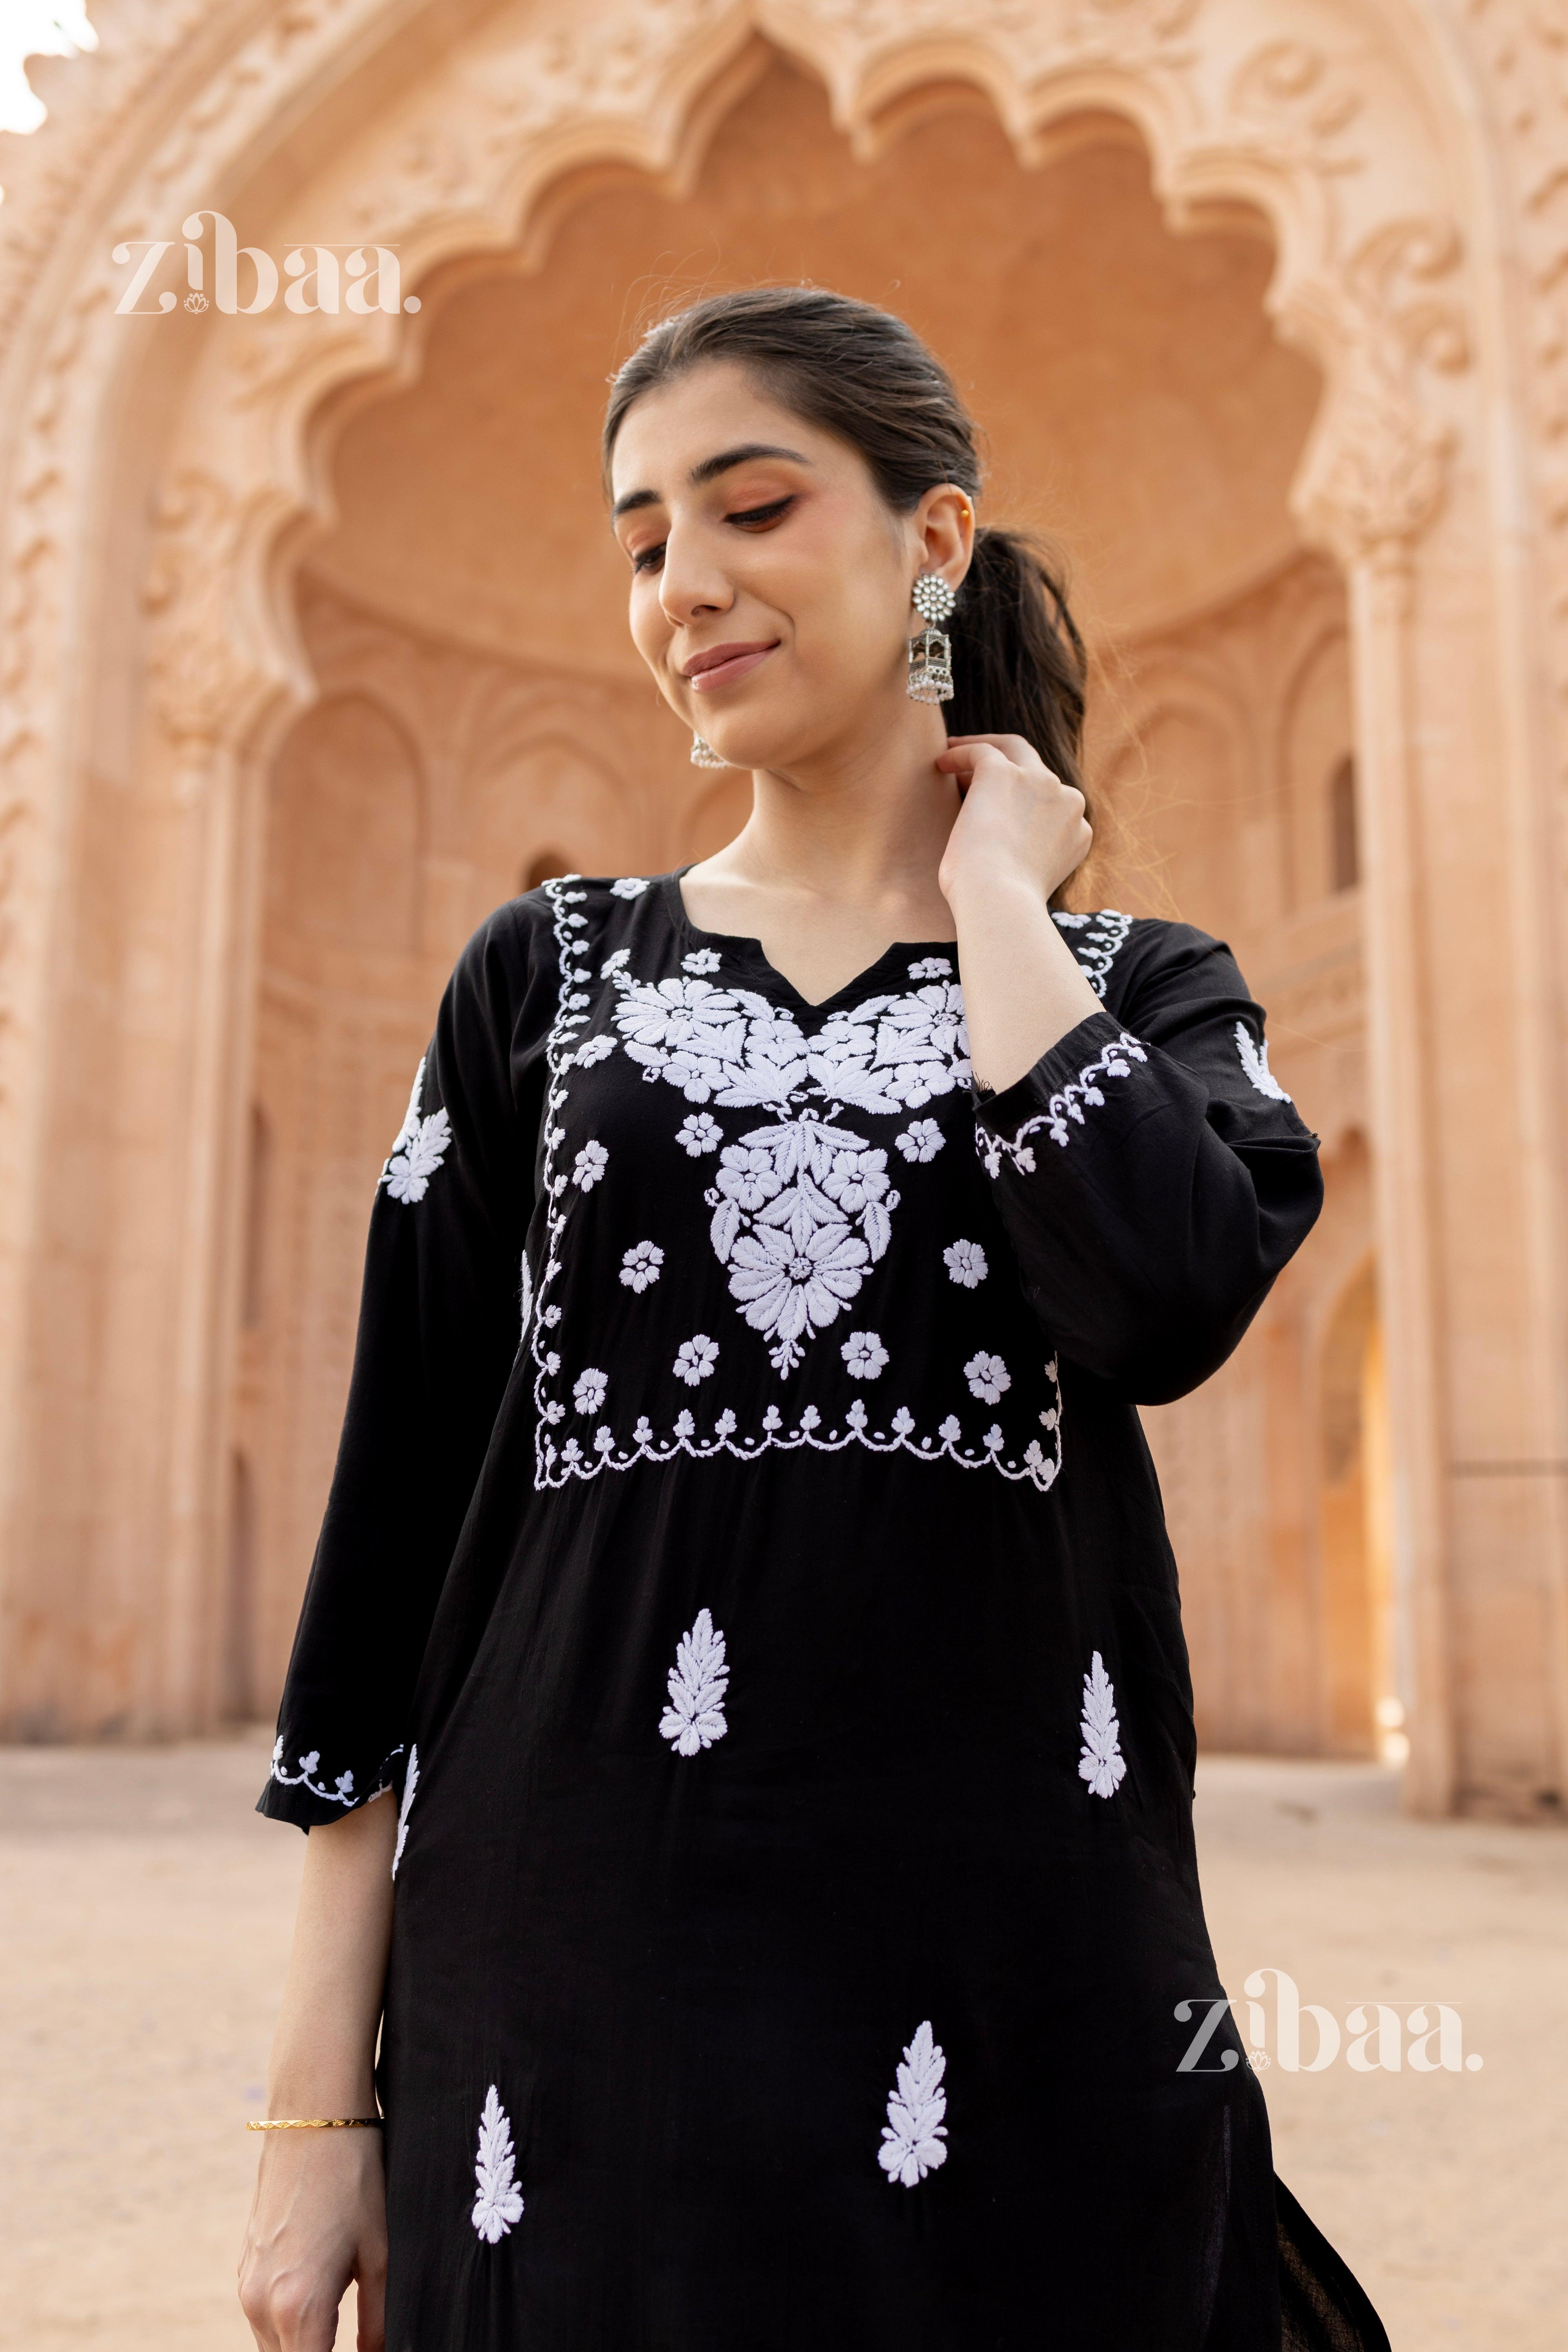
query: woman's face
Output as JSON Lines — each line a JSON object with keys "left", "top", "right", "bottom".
{"left": 609, "top": 359, "right": 969, "bottom": 773}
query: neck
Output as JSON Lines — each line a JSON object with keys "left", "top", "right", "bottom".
{"left": 706, "top": 690, "right": 959, "bottom": 922}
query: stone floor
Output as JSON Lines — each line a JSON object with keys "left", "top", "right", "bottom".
{"left": 0, "top": 1733, "right": 1563, "bottom": 2349}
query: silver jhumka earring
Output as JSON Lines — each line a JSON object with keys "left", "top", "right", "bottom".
{"left": 690, "top": 732, "right": 725, "bottom": 767}
{"left": 907, "top": 571, "right": 956, "bottom": 703}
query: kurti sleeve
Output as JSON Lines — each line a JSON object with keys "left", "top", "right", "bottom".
{"left": 258, "top": 898, "right": 555, "bottom": 1829}
{"left": 973, "top": 920, "right": 1321, "bottom": 1405}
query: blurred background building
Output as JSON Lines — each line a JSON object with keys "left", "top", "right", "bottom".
{"left": 0, "top": 0, "right": 1564, "bottom": 1819}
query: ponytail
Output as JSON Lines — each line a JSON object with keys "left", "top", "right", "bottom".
{"left": 947, "top": 526, "right": 1087, "bottom": 818}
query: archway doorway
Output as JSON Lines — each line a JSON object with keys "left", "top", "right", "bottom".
{"left": 238, "top": 50, "right": 1368, "bottom": 1743}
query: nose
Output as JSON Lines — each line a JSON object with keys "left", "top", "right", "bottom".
{"left": 658, "top": 522, "right": 734, "bottom": 632}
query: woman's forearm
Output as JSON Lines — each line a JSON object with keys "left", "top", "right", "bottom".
{"left": 949, "top": 873, "right": 1102, "bottom": 1097}
{"left": 267, "top": 1793, "right": 397, "bottom": 2112}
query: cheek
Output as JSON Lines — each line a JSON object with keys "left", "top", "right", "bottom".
{"left": 628, "top": 582, "right": 671, "bottom": 675}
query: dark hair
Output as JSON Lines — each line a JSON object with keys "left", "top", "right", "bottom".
{"left": 602, "top": 286, "right": 1089, "bottom": 864}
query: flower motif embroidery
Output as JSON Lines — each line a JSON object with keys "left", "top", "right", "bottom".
{"left": 878, "top": 2021, "right": 948, "bottom": 2187}
{"left": 659, "top": 1606, "right": 729, "bottom": 1755}
{"left": 842, "top": 1330, "right": 889, "bottom": 1380}
{"left": 609, "top": 877, "right": 649, "bottom": 898}
{"left": 573, "top": 1140, "right": 609, "bottom": 1190}
{"left": 965, "top": 1351, "right": 1010, "bottom": 1404}
{"left": 944, "top": 1240, "right": 987, "bottom": 1289}
{"left": 381, "top": 1058, "right": 451, "bottom": 1204}
{"left": 1079, "top": 1651, "right": 1126, "bottom": 1798}
{"left": 677, "top": 1112, "right": 723, "bottom": 1156}
{"left": 907, "top": 956, "right": 952, "bottom": 980}
{"left": 1235, "top": 1020, "right": 1291, "bottom": 1102}
{"left": 673, "top": 1334, "right": 719, "bottom": 1387}
{"left": 472, "top": 2085, "right": 524, "bottom": 2243}
{"left": 895, "top": 1118, "right": 944, "bottom": 1163}
{"left": 620, "top": 1241, "right": 664, "bottom": 1292}
{"left": 683, "top": 948, "right": 723, "bottom": 974}
{"left": 573, "top": 1367, "right": 608, "bottom": 1415}
{"left": 706, "top": 1119, "right": 897, "bottom": 1374}
{"left": 572, "top": 1033, "right": 614, "bottom": 1067}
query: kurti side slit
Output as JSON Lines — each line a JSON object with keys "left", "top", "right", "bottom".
{"left": 260, "top": 872, "right": 1390, "bottom": 2352}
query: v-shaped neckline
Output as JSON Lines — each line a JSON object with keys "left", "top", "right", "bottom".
{"left": 661, "top": 870, "right": 958, "bottom": 1019}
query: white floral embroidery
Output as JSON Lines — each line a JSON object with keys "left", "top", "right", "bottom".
{"left": 1079, "top": 1651, "right": 1126, "bottom": 1798}
{"left": 472, "top": 2085, "right": 524, "bottom": 2242}
{"left": 1051, "top": 909, "right": 1132, "bottom": 998}
{"left": 674, "top": 1334, "right": 719, "bottom": 1386}
{"left": 965, "top": 1351, "right": 1010, "bottom": 1404}
{"left": 908, "top": 956, "right": 952, "bottom": 979}
{"left": 600, "top": 947, "right": 631, "bottom": 976}
{"left": 269, "top": 1736, "right": 402, "bottom": 1810}
{"left": 878, "top": 2021, "right": 948, "bottom": 2187}
{"left": 573, "top": 1139, "right": 608, "bottom": 1190}
{"left": 530, "top": 885, "right": 1064, "bottom": 1492}
{"left": 944, "top": 1240, "right": 987, "bottom": 1289}
{"left": 676, "top": 1112, "right": 723, "bottom": 1156}
{"left": 610, "top": 877, "right": 650, "bottom": 899}
{"left": 620, "top": 1241, "right": 664, "bottom": 1292}
{"left": 706, "top": 1119, "right": 897, "bottom": 1373}
{"left": 659, "top": 1607, "right": 729, "bottom": 1755}
{"left": 978, "top": 1031, "right": 1150, "bottom": 1173}
{"left": 842, "top": 1330, "right": 889, "bottom": 1379}
{"left": 381, "top": 1058, "right": 451, "bottom": 1204}
{"left": 895, "top": 1118, "right": 944, "bottom": 1163}
{"left": 683, "top": 948, "right": 723, "bottom": 974}
{"left": 573, "top": 1367, "right": 608, "bottom": 1414}
{"left": 391, "top": 1745, "right": 419, "bottom": 1878}
{"left": 1235, "top": 1020, "right": 1291, "bottom": 1102}
{"left": 572, "top": 1033, "right": 615, "bottom": 1067}
{"left": 518, "top": 1251, "right": 533, "bottom": 1339}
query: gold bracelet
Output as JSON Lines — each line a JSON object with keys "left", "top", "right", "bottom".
{"left": 247, "top": 2116, "right": 383, "bottom": 2131}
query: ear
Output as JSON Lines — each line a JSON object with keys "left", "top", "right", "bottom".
{"left": 910, "top": 484, "right": 975, "bottom": 601}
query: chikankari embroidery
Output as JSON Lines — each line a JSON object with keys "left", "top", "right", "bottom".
{"left": 1051, "top": 909, "right": 1133, "bottom": 999}
{"left": 391, "top": 1744, "right": 419, "bottom": 1878}
{"left": 660, "top": 1608, "right": 729, "bottom": 1754}
{"left": 878, "top": 2021, "right": 949, "bottom": 2186}
{"left": 529, "top": 882, "right": 1065, "bottom": 1494}
{"left": 472, "top": 2086, "right": 525, "bottom": 2242}
{"left": 381, "top": 1058, "right": 450, "bottom": 1204}
{"left": 1079, "top": 1651, "right": 1126, "bottom": 1798}
{"left": 977, "top": 1031, "right": 1150, "bottom": 1173}
{"left": 1235, "top": 1020, "right": 1291, "bottom": 1102}
{"left": 270, "top": 1736, "right": 403, "bottom": 1810}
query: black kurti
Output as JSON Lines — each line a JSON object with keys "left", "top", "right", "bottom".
{"left": 261, "top": 873, "right": 1388, "bottom": 2351}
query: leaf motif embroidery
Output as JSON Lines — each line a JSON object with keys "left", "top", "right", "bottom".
{"left": 381, "top": 1058, "right": 451, "bottom": 1204}
{"left": 1078, "top": 1651, "right": 1127, "bottom": 1799}
{"left": 659, "top": 1607, "right": 729, "bottom": 1755}
{"left": 1234, "top": 1020, "right": 1291, "bottom": 1102}
{"left": 391, "top": 1744, "right": 419, "bottom": 1878}
{"left": 471, "top": 2084, "right": 524, "bottom": 2243}
{"left": 878, "top": 2020, "right": 949, "bottom": 2187}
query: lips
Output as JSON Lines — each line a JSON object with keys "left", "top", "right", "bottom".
{"left": 682, "top": 641, "right": 778, "bottom": 693}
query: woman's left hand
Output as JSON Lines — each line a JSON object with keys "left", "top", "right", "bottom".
{"left": 935, "top": 733, "right": 1091, "bottom": 914}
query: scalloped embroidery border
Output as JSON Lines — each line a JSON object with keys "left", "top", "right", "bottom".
{"left": 977, "top": 1031, "right": 1150, "bottom": 1174}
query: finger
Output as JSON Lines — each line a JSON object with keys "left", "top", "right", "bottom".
{"left": 940, "top": 733, "right": 1044, "bottom": 765}
{"left": 356, "top": 2244, "right": 388, "bottom": 2352}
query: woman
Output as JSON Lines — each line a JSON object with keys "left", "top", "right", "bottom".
{"left": 240, "top": 288, "right": 1388, "bottom": 2351}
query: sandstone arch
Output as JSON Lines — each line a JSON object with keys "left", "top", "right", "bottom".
{"left": 2, "top": 0, "right": 1564, "bottom": 1818}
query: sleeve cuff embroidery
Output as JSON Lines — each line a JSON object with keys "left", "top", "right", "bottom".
{"left": 269, "top": 1735, "right": 404, "bottom": 1809}
{"left": 976, "top": 1030, "right": 1149, "bottom": 1176}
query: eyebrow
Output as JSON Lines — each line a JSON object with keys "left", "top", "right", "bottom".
{"left": 610, "top": 443, "right": 810, "bottom": 523}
